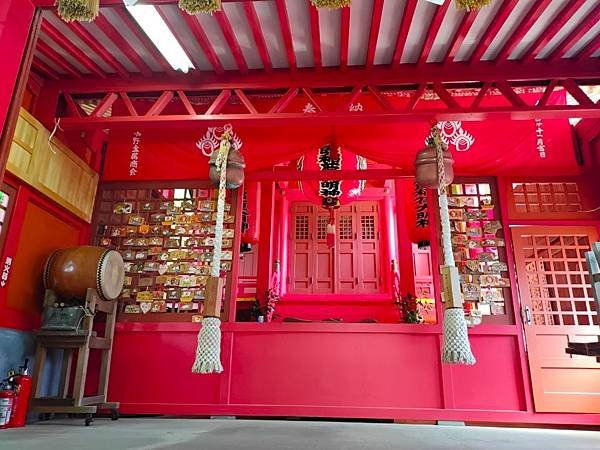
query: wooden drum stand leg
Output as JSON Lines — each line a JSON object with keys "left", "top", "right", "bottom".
{"left": 30, "top": 289, "right": 120, "bottom": 425}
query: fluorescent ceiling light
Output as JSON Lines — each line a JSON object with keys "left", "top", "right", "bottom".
{"left": 126, "top": 4, "right": 194, "bottom": 73}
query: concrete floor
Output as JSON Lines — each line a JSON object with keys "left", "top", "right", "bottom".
{"left": 0, "top": 418, "right": 599, "bottom": 450}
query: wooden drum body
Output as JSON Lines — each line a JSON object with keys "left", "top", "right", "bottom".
{"left": 44, "top": 246, "right": 124, "bottom": 301}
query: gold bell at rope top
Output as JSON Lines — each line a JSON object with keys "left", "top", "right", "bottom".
{"left": 414, "top": 140, "right": 454, "bottom": 190}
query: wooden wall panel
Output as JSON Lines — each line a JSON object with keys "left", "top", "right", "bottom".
{"left": 7, "top": 108, "right": 98, "bottom": 222}
{"left": 6, "top": 202, "right": 80, "bottom": 314}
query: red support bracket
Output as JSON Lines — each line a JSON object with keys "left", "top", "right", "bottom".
{"left": 91, "top": 92, "right": 118, "bottom": 118}
{"left": 63, "top": 94, "right": 83, "bottom": 118}
{"left": 406, "top": 83, "right": 426, "bottom": 111}
{"left": 536, "top": 80, "right": 558, "bottom": 107}
{"left": 560, "top": 79, "right": 594, "bottom": 106}
{"left": 269, "top": 88, "right": 299, "bottom": 113}
{"left": 339, "top": 86, "right": 363, "bottom": 112}
{"left": 367, "top": 86, "right": 393, "bottom": 111}
{"left": 432, "top": 83, "right": 459, "bottom": 109}
{"left": 495, "top": 81, "right": 526, "bottom": 107}
{"left": 119, "top": 92, "right": 138, "bottom": 116}
{"left": 302, "top": 88, "right": 324, "bottom": 112}
{"left": 235, "top": 89, "right": 258, "bottom": 114}
{"left": 176, "top": 90, "right": 196, "bottom": 116}
{"left": 145, "top": 91, "right": 174, "bottom": 116}
{"left": 471, "top": 82, "right": 492, "bottom": 108}
{"left": 205, "top": 90, "right": 232, "bottom": 115}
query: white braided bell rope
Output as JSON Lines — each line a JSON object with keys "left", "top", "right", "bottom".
{"left": 192, "top": 136, "right": 229, "bottom": 375}
{"left": 433, "top": 125, "right": 476, "bottom": 365}
{"left": 192, "top": 317, "right": 224, "bottom": 374}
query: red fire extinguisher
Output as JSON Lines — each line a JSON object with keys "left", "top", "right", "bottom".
{"left": 0, "top": 382, "right": 15, "bottom": 429}
{"left": 9, "top": 359, "right": 32, "bottom": 428}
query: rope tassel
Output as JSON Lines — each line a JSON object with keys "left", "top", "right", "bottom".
{"left": 442, "top": 308, "right": 476, "bottom": 365}
{"left": 192, "top": 317, "right": 224, "bottom": 374}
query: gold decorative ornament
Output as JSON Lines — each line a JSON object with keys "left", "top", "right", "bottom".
{"left": 178, "top": 0, "right": 222, "bottom": 15}
{"left": 455, "top": 0, "right": 492, "bottom": 11}
{"left": 57, "top": 0, "right": 99, "bottom": 22}
{"left": 310, "top": 0, "right": 352, "bottom": 9}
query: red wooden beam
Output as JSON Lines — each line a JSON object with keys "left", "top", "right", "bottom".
{"left": 338, "top": 85, "right": 363, "bottom": 112}
{"left": 275, "top": 0, "right": 297, "bottom": 70}
{"left": 366, "top": 0, "right": 384, "bottom": 67}
{"left": 36, "top": 40, "right": 81, "bottom": 78}
{"left": 176, "top": 90, "right": 196, "bottom": 115}
{"left": 309, "top": 4, "right": 322, "bottom": 69}
{"left": 247, "top": 169, "right": 407, "bottom": 182}
{"left": 40, "top": 21, "right": 107, "bottom": 78}
{"left": 63, "top": 94, "right": 84, "bottom": 118}
{"left": 268, "top": 88, "right": 298, "bottom": 113}
{"left": 495, "top": 0, "right": 553, "bottom": 62}
{"left": 560, "top": 79, "right": 594, "bottom": 106}
{"left": 119, "top": 92, "right": 138, "bottom": 116}
{"left": 48, "top": 59, "right": 599, "bottom": 93}
{"left": 469, "top": 0, "right": 519, "bottom": 63}
{"left": 418, "top": 1, "right": 450, "bottom": 65}
{"left": 91, "top": 92, "right": 118, "bottom": 118}
{"left": 432, "top": 83, "right": 458, "bottom": 108}
{"left": 31, "top": 57, "right": 60, "bottom": 80}
{"left": 575, "top": 34, "right": 600, "bottom": 61}
{"left": 63, "top": 17, "right": 130, "bottom": 78}
{"left": 234, "top": 89, "right": 258, "bottom": 114}
{"left": 406, "top": 83, "right": 426, "bottom": 111}
{"left": 536, "top": 80, "right": 558, "bottom": 107}
{"left": 471, "top": 82, "right": 491, "bottom": 108}
{"left": 302, "top": 88, "right": 324, "bottom": 112}
{"left": 340, "top": 6, "right": 350, "bottom": 69}
{"left": 145, "top": 90, "right": 174, "bottom": 116}
{"left": 114, "top": 6, "right": 176, "bottom": 75}
{"left": 392, "top": 0, "right": 417, "bottom": 65}
{"left": 94, "top": 12, "right": 153, "bottom": 77}
{"left": 442, "top": 9, "right": 479, "bottom": 64}
{"left": 520, "top": 0, "right": 585, "bottom": 62}
{"left": 215, "top": 10, "right": 249, "bottom": 74}
{"left": 57, "top": 104, "right": 600, "bottom": 130}
{"left": 495, "top": 81, "right": 527, "bottom": 107}
{"left": 205, "top": 90, "right": 232, "bottom": 114}
{"left": 367, "top": 86, "right": 393, "bottom": 111}
{"left": 180, "top": 13, "right": 224, "bottom": 75}
{"left": 548, "top": 3, "right": 600, "bottom": 61}
{"left": 243, "top": 2, "right": 272, "bottom": 72}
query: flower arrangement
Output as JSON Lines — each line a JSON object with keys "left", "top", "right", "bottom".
{"left": 310, "top": 0, "right": 352, "bottom": 9}
{"left": 179, "top": 0, "right": 222, "bottom": 15}
{"left": 57, "top": 0, "right": 99, "bottom": 22}
{"left": 251, "top": 286, "right": 280, "bottom": 322}
{"left": 455, "top": 0, "right": 492, "bottom": 11}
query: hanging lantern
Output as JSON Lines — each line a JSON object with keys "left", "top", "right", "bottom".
{"left": 179, "top": 0, "right": 222, "bottom": 15}
{"left": 57, "top": 0, "right": 99, "bottom": 22}
{"left": 455, "top": 0, "right": 492, "bottom": 11}
{"left": 310, "top": 0, "right": 352, "bottom": 9}
{"left": 241, "top": 182, "right": 261, "bottom": 247}
{"left": 403, "top": 179, "right": 431, "bottom": 245}
{"left": 297, "top": 144, "right": 367, "bottom": 247}
{"left": 414, "top": 139, "right": 454, "bottom": 189}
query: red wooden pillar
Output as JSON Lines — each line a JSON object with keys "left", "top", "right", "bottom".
{"left": 383, "top": 186, "right": 398, "bottom": 292}
{"left": 256, "top": 182, "right": 275, "bottom": 302}
{"left": 279, "top": 191, "right": 290, "bottom": 296}
{"left": 0, "top": 0, "right": 38, "bottom": 183}
{"left": 394, "top": 179, "right": 416, "bottom": 295}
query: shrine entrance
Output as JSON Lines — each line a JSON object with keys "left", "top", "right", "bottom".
{"left": 512, "top": 225, "right": 600, "bottom": 413}
{"left": 289, "top": 201, "right": 382, "bottom": 295}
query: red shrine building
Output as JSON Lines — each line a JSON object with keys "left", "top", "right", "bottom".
{"left": 0, "top": 0, "right": 599, "bottom": 428}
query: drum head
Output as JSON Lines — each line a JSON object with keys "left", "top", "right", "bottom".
{"left": 98, "top": 250, "right": 125, "bottom": 300}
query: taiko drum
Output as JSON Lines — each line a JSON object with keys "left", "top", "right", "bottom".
{"left": 43, "top": 246, "right": 125, "bottom": 301}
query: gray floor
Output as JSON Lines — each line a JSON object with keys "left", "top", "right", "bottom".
{"left": 0, "top": 418, "right": 599, "bottom": 450}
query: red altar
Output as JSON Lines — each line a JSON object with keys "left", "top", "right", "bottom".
{"left": 0, "top": 0, "right": 599, "bottom": 426}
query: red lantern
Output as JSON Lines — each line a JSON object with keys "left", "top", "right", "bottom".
{"left": 297, "top": 145, "right": 367, "bottom": 247}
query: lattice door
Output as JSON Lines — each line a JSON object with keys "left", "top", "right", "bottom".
{"left": 512, "top": 226, "right": 600, "bottom": 413}
{"left": 336, "top": 205, "right": 358, "bottom": 292}
{"left": 357, "top": 202, "right": 380, "bottom": 293}
{"left": 290, "top": 204, "right": 313, "bottom": 293}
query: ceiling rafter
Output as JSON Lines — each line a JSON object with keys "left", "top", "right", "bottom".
{"left": 548, "top": 3, "right": 600, "bottom": 61}
{"left": 113, "top": 6, "right": 176, "bottom": 75}
{"left": 366, "top": 0, "right": 384, "bottom": 67}
{"left": 340, "top": 6, "right": 350, "bottom": 69}
{"left": 520, "top": 0, "right": 585, "bottom": 62}
{"left": 61, "top": 16, "right": 130, "bottom": 78}
{"left": 31, "top": 57, "right": 60, "bottom": 80}
{"left": 575, "top": 34, "right": 600, "bottom": 61}
{"left": 36, "top": 40, "right": 82, "bottom": 78}
{"left": 94, "top": 12, "right": 154, "bottom": 77}
{"left": 418, "top": 1, "right": 451, "bottom": 65}
{"left": 494, "top": 0, "right": 553, "bottom": 62}
{"left": 243, "top": 2, "right": 272, "bottom": 72}
{"left": 215, "top": 10, "right": 249, "bottom": 74}
{"left": 275, "top": 0, "right": 297, "bottom": 70}
{"left": 468, "top": 0, "right": 519, "bottom": 64}
{"left": 392, "top": 0, "right": 417, "bottom": 65}
{"left": 309, "top": 4, "right": 322, "bottom": 69}
{"left": 179, "top": 13, "right": 224, "bottom": 75}
{"left": 40, "top": 21, "right": 107, "bottom": 78}
{"left": 442, "top": 9, "right": 479, "bottom": 64}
